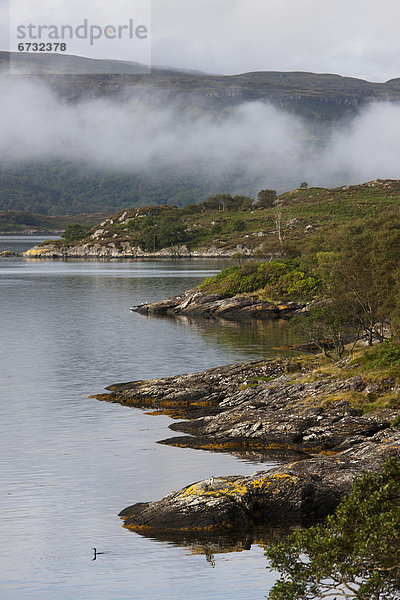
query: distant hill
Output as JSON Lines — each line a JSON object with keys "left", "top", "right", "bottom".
{"left": 3, "top": 51, "right": 400, "bottom": 121}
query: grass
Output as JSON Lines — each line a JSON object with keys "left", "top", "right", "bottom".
{"left": 298, "top": 341, "right": 400, "bottom": 414}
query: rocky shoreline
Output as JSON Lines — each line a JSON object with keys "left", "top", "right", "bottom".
{"left": 22, "top": 242, "right": 257, "bottom": 259}
{"left": 133, "top": 288, "right": 309, "bottom": 320}
{"left": 94, "top": 356, "right": 400, "bottom": 535}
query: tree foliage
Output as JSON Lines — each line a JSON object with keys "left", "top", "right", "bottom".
{"left": 256, "top": 188, "right": 277, "bottom": 208}
{"left": 266, "top": 458, "right": 400, "bottom": 600}
{"left": 137, "top": 212, "right": 188, "bottom": 251}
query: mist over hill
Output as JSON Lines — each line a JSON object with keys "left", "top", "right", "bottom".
{"left": 2, "top": 52, "right": 400, "bottom": 215}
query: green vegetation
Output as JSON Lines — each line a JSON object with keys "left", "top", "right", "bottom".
{"left": 199, "top": 260, "right": 319, "bottom": 301}
{"left": 291, "top": 341, "right": 400, "bottom": 414}
{"left": 61, "top": 224, "right": 93, "bottom": 245}
{"left": 24, "top": 178, "right": 400, "bottom": 257}
{"left": 265, "top": 458, "right": 400, "bottom": 600}
{"left": 357, "top": 340, "right": 400, "bottom": 370}
{"left": 291, "top": 212, "right": 400, "bottom": 358}
{"left": 29, "top": 180, "right": 400, "bottom": 353}
{"left": 136, "top": 213, "right": 188, "bottom": 251}
{"left": 255, "top": 189, "right": 277, "bottom": 209}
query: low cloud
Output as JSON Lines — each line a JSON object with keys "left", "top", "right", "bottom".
{"left": 1, "top": 77, "right": 400, "bottom": 195}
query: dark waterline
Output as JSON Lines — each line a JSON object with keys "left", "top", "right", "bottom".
{"left": 0, "top": 238, "right": 297, "bottom": 600}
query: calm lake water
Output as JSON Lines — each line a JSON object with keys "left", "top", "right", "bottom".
{"left": 0, "top": 237, "right": 297, "bottom": 600}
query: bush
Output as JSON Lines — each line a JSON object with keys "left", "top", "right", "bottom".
{"left": 233, "top": 219, "right": 246, "bottom": 232}
{"left": 62, "top": 223, "right": 91, "bottom": 244}
{"left": 359, "top": 340, "right": 400, "bottom": 369}
{"left": 199, "top": 260, "right": 320, "bottom": 301}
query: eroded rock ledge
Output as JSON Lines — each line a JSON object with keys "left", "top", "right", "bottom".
{"left": 133, "top": 288, "right": 308, "bottom": 320}
{"left": 95, "top": 357, "right": 400, "bottom": 533}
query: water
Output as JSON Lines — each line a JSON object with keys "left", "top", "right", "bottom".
{"left": 0, "top": 238, "right": 297, "bottom": 600}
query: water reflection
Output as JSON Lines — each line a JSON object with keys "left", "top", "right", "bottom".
{"left": 137, "top": 313, "right": 301, "bottom": 358}
{"left": 133, "top": 523, "right": 304, "bottom": 558}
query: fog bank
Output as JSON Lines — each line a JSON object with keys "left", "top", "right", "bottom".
{"left": 2, "top": 77, "right": 400, "bottom": 194}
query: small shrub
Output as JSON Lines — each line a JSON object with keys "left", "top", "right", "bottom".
{"left": 360, "top": 341, "right": 400, "bottom": 369}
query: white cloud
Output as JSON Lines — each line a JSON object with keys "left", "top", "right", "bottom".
{"left": 2, "top": 77, "right": 400, "bottom": 194}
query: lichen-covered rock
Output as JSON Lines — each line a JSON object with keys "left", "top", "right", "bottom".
{"left": 119, "top": 438, "right": 400, "bottom": 533}
{"left": 95, "top": 357, "right": 400, "bottom": 534}
{"left": 22, "top": 242, "right": 258, "bottom": 259}
{"left": 97, "top": 359, "right": 394, "bottom": 454}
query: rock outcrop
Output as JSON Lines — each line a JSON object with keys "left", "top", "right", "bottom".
{"left": 119, "top": 431, "right": 400, "bottom": 533}
{"left": 133, "top": 288, "right": 308, "bottom": 321}
{"left": 94, "top": 356, "right": 400, "bottom": 534}
{"left": 23, "top": 242, "right": 256, "bottom": 259}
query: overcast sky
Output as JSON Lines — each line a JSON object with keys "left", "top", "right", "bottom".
{"left": 2, "top": 0, "right": 400, "bottom": 81}
{"left": 151, "top": 0, "right": 400, "bottom": 81}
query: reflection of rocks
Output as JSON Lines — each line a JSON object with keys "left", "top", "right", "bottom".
{"left": 119, "top": 431, "right": 400, "bottom": 533}
{"left": 134, "top": 288, "right": 308, "bottom": 321}
{"left": 130, "top": 523, "right": 303, "bottom": 556}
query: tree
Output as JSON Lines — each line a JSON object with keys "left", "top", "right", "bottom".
{"left": 265, "top": 458, "right": 400, "bottom": 600}
{"left": 300, "top": 181, "right": 308, "bottom": 189}
{"left": 256, "top": 189, "right": 277, "bottom": 209}
{"left": 291, "top": 303, "right": 358, "bottom": 360}
{"left": 327, "top": 218, "right": 400, "bottom": 345}
{"left": 273, "top": 205, "right": 287, "bottom": 253}
{"left": 234, "top": 195, "right": 254, "bottom": 211}
{"left": 138, "top": 212, "right": 188, "bottom": 251}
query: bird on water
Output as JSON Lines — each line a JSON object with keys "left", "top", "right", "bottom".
{"left": 92, "top": 548, "right": 105, "bottom": 560}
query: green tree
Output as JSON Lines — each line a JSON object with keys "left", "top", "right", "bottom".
{"left": 291, "top": 303, "right": 358, "bottom": 360}
{"left": 138, "top": 212, "right": 188, "bottom": 251}
{"left": 326, "top": 218, "right": 400, "bottom": 344}
{"left": 234, "top": 195, "right": 254, "bottom": 211}
{"left": 256, "top": 189, "right": 277, "bottom": 209}
{"left": 300, "top": 181, "right": 308, "bottom": 189}
{"left": 266, "top": 458, "right": 400, "bottom": 600}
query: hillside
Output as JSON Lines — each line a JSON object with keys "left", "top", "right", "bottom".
{"left": 0, "top": 162, "right": 215, "bottom": 215}
{"left": 24, "top": 179, "right": 400, "bottom": 258}
{"left": 4, "top": 52, "right": 400, "bottom": 121}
